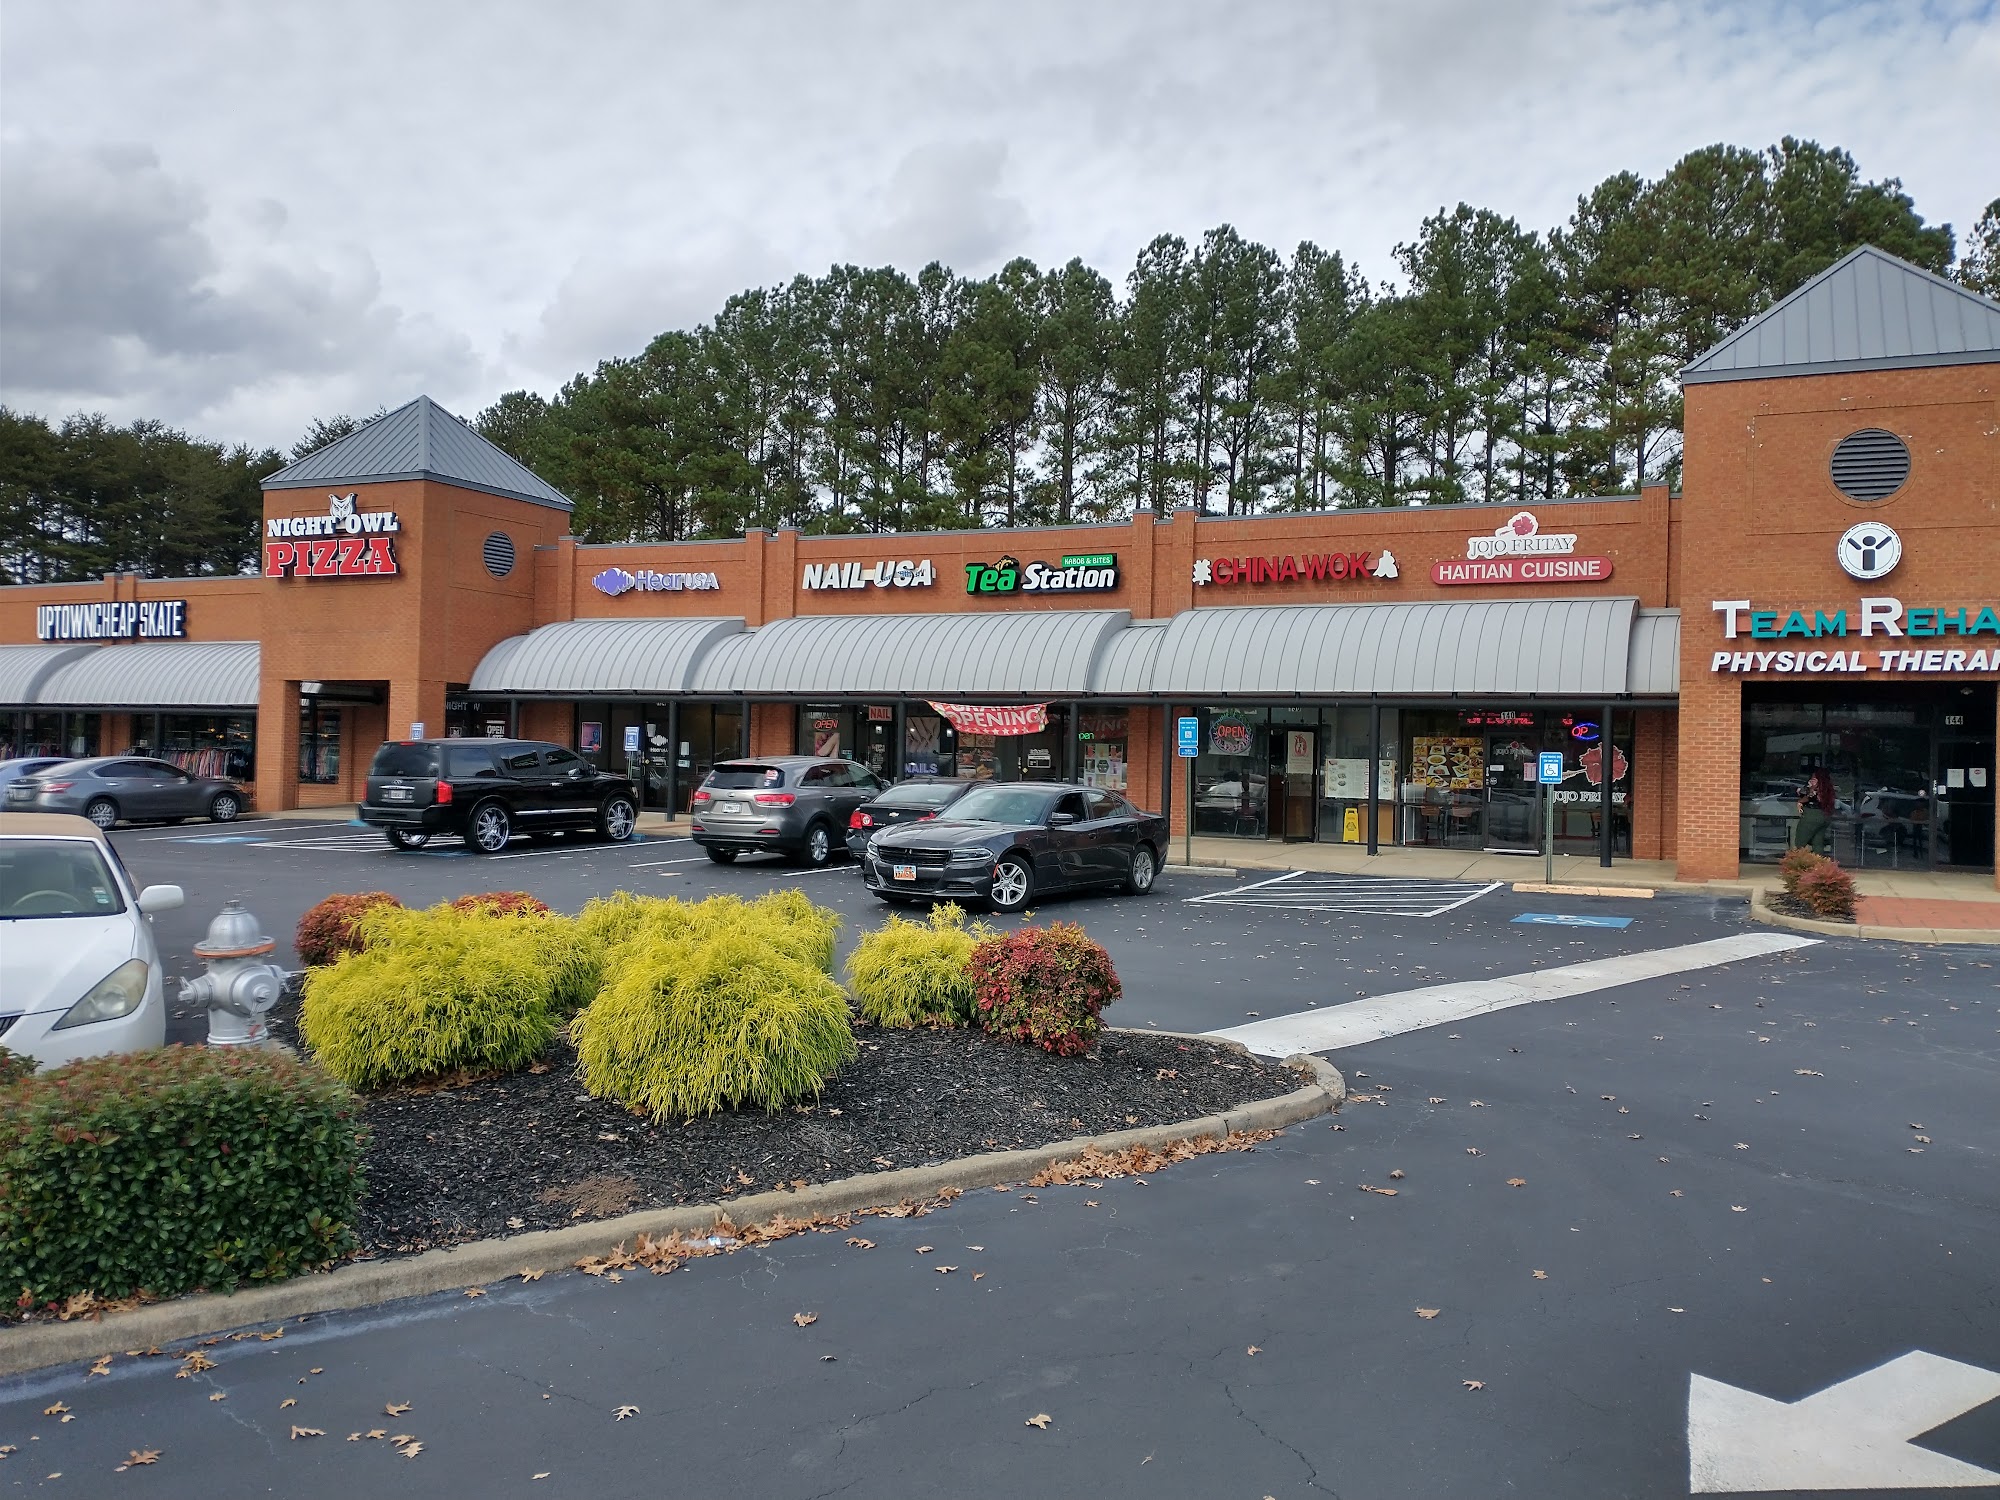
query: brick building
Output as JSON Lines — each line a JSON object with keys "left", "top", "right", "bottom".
{"left": 4, "top": 248, "right": 1995, "bottom": 884}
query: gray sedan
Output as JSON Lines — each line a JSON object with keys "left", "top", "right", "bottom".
{"left": 4, "top": 756, "right": 249, "bottom": 829}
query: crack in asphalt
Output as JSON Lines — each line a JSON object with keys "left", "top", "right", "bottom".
{"left": 1219, "top": 1378, "right": 1342, "bottom": 1497}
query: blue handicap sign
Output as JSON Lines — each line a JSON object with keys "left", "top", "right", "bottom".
{"left": 1512, "top": 912, "right": 1633, "bottom": 929}
{"left": 1537, "top": 751, "right": 1566, "bottom": 785}
{"left": 1177, "top": 716, "right": 1201, "bottom": 758}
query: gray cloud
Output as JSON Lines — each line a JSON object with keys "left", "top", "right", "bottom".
{"left": 848, "top": 141, "right": 1030, "bottom": 275}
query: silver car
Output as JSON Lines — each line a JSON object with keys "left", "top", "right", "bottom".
{"left": 690, "top": 756, "right": 886, "bottom": 866}
{"left": 4, "top": 756, "right": 249, "bottom": 829}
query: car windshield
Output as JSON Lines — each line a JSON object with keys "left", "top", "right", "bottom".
{"left": 707, "top": 765, "right": 783, "bottom": 789}
{"left": 372, "top": 743, "right": 440, "bottom": 777}
{"left": 942, "top": 786, "right": 1056, "bottom": 825}
{"left": 0, "top": 838, "right": 126, "bottom": 919}
{"left": 873, "top": 782, "right": 963, "bottom": 808}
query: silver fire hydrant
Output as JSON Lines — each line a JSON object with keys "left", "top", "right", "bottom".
{"left": 178, "top": 901, "right": 288, "bottom": 1047}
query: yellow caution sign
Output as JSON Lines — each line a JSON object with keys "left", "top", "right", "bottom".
{"left": 1342, "top": 806, "right": 1360, "bottom": 843}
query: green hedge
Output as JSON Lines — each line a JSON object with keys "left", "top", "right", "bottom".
{"left": 1, "top": 1046, "right": 365, "bottom": 1307}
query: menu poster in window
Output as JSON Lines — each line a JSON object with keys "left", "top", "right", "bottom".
{"left": 1325, "top": 758, "right": 1398, "bottom": 799}
{"left": 962, "top": 734, "right": 998, "bottom": 780}
{"left": 579, "top": 721, "right": 603, "bottom": 753}
{"left": 1410, "top": 736, "right": 1484, "bottom": 791}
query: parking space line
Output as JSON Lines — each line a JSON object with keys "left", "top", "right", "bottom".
{"left": 1186, "top": 871, "right": 1505, "bottom": 918}
{"left": 1207, "top": 932, "right": 1820, "bottom": 1056}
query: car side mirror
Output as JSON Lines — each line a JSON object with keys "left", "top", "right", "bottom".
{"left": 137, "top": 884, "right": 183, "bottom": 914}
{"left": 1049, "top": 811, "right": 1078, "bottom": 827}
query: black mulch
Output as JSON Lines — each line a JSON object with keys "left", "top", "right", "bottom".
{"left": 1762, "top": 889, "right": 1855, "bottom": 923}
{"left": 289, "top": 1003, "right": 1295, "bottom": 1257}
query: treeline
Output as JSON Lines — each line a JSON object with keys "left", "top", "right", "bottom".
{"left": 0, "top": 411, "right": 282, "bottom": 585}
{"left": 474, "top": 140, "right": 1992, "bottom": 542}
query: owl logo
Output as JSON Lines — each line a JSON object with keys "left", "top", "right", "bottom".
{"left": 328, "top": 493, "right": 357, "bottom": 520}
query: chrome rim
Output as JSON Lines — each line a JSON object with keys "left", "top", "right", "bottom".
{"left": 1131, "top": 848, "right": 1154, "bottom": 891}
{"left": 391, "top": 829, "right": 429, "bottom": 848}
{"left": 86, "top": 800, "right": 117, "bottom": 829}
{"left": 212, "top": 795, "right": 239, "bottom": 822}
{"left": 990, "top": 860, "right": 1029, "bottom": 907}
{"left": 808, "top": 827, "right": 830, "bottom": 863}
{"left": 605, "top": 800, "right": 636, "bottom": 840}
{"left": 473, "top": 807, "right": 510, "bottom": 851}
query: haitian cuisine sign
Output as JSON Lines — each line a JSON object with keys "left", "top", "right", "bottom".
{"left": 1194, "top": 550, "right": 1397, "bottom": 587}
{"left": 926, "top": 701, "right": 1049, "bottom": 736}
{"left": 1431, "top": 511, "right": 1613, "bottom": 586}
{"left": 965, "top": 553, "right": 1119, "bottom": 596}
{"left": 1710, "top": 597, "right": 2000, "bottom": 675}
{"left": 36, "top": 599, "right": 188, "bottom": 641}
{"left": 591, "top": 567, "right": 720, "bottom": 595}
{"left": 264, "top": 493, "right": 401, "bottom": 579}
{"left": 802, "top": 558, "right": 936, "bottom": 591}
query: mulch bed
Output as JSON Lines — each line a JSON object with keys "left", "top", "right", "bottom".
{"left": 268, "top": 999, "right": 1296, "bottom": 1258}
{"left": 1762, "top": 888, "right": 1856, "bottom": 923}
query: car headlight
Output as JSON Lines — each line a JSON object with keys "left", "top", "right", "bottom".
{"left": 54, "top": 958, "right": 150, "bottom": 1030}
{"left": 949, "top": 846, "right": 996, "bottom": 865}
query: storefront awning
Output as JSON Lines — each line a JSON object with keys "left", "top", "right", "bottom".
{"left": 35, "top": 641, "right": 261, "bottom": 709}
{"left": 1628, "top": 610, "right": 1680, "bottom": 695}
{"left": 0, "top": 644, "right": 96, "bottom": 707}
{"left": 690, "top": 611, "right": 1130, "bottom": 698}
{"left": 468, "top": 617, "right": 745, "bottom": 695}
{"left": 1098, "top": 598, "right": 1645, "bottom": 699}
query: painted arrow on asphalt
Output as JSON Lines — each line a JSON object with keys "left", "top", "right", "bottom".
{"left": 1689, "top": 1351, "right": 2000, "bottom": 1492}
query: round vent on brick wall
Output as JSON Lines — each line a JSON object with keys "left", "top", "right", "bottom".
{"left": 1829, "top": 428, "right": 1910, "bottom": 502}
{"left": 482, "top": 531, "right": 516, "bottom": 578}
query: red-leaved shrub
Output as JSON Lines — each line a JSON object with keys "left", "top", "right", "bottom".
{"left": 1777, "top": 847, "right": 1825, "bottom": 895}
{"left": 294, "top": 892, "right": 403, "bottom": 967}
{"left": 447, "top": 891, "right": 553, "bottom": 918}
{"left": 967, "top": 922, "right": 1120, "bottom": 1056}
{"left": 1796, "top": 859, "right": 1858, "bottom": 919}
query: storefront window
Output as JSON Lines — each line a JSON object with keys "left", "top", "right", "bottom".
{"left": 160, "top": 714, "right": 253, "bottom": 780}
{"left": 299, "top": 701, "right": 342, "bottom": 785}
{"left": 903, "top": 710, "right": 952, "bottom": 776}
{"left": 445, "top": 696, "right": 513, "bottom": 739}
{"left": 1078, "top": 710, "right": 1129, "bottom": 791}
{"left": 1319, "top": 706, "right": 1397, "bottom": 845}
{"left": 675, "top": 703, "right": 745, "bottom": 812}
{"left": 1194, "top": 709, "right": 1268, "bottom": 837}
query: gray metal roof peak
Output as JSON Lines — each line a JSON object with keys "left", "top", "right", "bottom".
{"left": 261, "top": 396, "right": 573, "bottom": 511}
{"left": 1682, "top": 245, "right": 2000, "bottom": 386}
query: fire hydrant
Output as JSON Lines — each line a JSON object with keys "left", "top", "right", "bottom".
{"left": 179, "top": 901, "right": 288, "bottom": 1047}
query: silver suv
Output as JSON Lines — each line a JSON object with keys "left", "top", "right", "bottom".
{"left": 691, "top": 756, "right": 886, "bottom": 867}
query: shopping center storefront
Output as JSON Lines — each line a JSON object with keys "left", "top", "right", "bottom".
{"left": 1, "top": 248, "right": 1994, "bottom": 883}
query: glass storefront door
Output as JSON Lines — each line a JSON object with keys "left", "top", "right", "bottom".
{"left": 1938, "top": 720, "right": 1997, "bottom": 868}
{"left": 1483, "top": 732, "right": 1540, "bottom": 852}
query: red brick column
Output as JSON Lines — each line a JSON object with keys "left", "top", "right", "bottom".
{"left": 1675, "top": 675, "right": 1740, "bottom": 881}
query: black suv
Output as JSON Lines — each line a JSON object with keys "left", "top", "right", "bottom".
{"left": 361, "top": 739, "right": 639, "bottom": 853}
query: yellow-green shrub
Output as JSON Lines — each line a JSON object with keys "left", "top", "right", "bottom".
{"left": 571, "top": 928, "right": 855, "bottom": 1119}
{"left": 301, "top": 904, "right": 578, "bottom": 1089}
{"left": 847, "top": 903, "right": 990, "bottom": 1028}
{"left": 578, "top": 890, "right": 839, "bottom": 988}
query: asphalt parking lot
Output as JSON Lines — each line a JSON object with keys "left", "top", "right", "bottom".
{"left": 11, "top": 818, "right": 1993, "bottom": 1496}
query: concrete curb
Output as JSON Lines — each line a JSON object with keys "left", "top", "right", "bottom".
{"left": 1748, "top": 890, "right": 2000, "bottom": 947}
{"left": 1162, "top": 863, "right": 1241, "bottom": 878}
{"left": 0, "top": 1032, "right": 1341, "bottom": 1378}
{"left": 1511, "top": 881, "right": 1656, "bottom": 899}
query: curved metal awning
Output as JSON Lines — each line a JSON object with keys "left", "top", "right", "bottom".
{"left": 1096, "top": 598, "right": 1642, "bottom": 699}
{"left": 468, "top": 617, "right": 745, "bottom": 695}
{"left": 1627, "top": 610, "right": 1681, "bottom": 696}
{"left": 690, "top": 610, "right": 1130, "bottom": 698}
{"left": 0, "top": 644, "right": 97, "bottom": 706}
{"left": 35, "top": 641, "right": 261, "bottom": 709}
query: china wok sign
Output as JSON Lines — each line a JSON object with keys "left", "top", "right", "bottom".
{"left": 1432, "top": 511, "right": 1613, "bottom": 586}
{"left": 264, "top": 494, "right": 401, "bottom": 579}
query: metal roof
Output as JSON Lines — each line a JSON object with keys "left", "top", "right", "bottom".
{"left": 1089, "top": 620, "right": 1167, "bottom": 697}
{"left": 468, "top": 618, "right": 745, "bottom": 695}
{"left": 35, "top": 641, "right": 260, "bottom": 709}
{"left": 0, "top": 644, "right": 96, "bottom": 705}
{"left": 690, "top": 611, "right": 1130, "bottom": 697}
{"left": 1627, "top": 610, "right": 1680, "bottom": 696}
{"left": 1099, "top": 598, "right": 1640, "bottom": 699}
{"left": 262, "top": 396, "right": 574, "bottom": 510}
{"left": 1682, "top": 246, "right": 2000, "bottom": 385}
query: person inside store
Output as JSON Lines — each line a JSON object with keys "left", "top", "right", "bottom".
{"left": 1793, "top": 767, "right": 1836, "bottom": 854}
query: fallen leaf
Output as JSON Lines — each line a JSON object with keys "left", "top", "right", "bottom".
{"left": 972, "top": 1273, "right": 984, "bottom": 1281}
{"left": 1247, "top": 1345, "right": 1262, "bottom": 1356}
{"left": 289, "top": 1426, "right": 323, "bottom": 1440}
{"left": 1388, "top": 1169, "right": 1406, "bottom": 1180}
{"left": 614, "top": 1405, "right": 640, "bottom": 1421}
{"left": 366, "top": 1430, "right": 386, "bottom": 1440}
{"left": 1465, "top": 1148, "right": 1483, "bottom": 1157}
{"left": 398, "top": 1441, "right": 423, "bottom": 1459}
{"left": 1415, "top": 1308, "right": 1441, "bottom": 1320}
{"left": 520, "top": 1269, "right": 545, "bottom": 1282}
{"left": 1462, "top": 1380, "right": 1485, "bottom": 1391}
{"left": 1358, "top": 1184, "right": 1399, "bottom": 1195}
{"left": 1669, "top": 1307, "right": 1685, "bottom": 1314}
{"left": 43, "top": 1403, "right": 69, "bottom": 1417}
{"left": 1427, "top": 1097, "right": 1447, "bottom": 1104}
{"left": 1915, "top": 1135, "right": 1932, "bottom": 1144}
{"left": 280, "top": 1399, "right": 297, "bottom": 1410}
{"left": 915, "top": 1245, "right": 934, "bottom": 1255}
{"left": 846, "top": 1237, "right": 875, "bottom": 1249}
{"left": 88, "top": 1356, "right": 113, "bottom": 1377}
{"left": 1532, "top": 1270, "right": 1548, "bottom": 1280}
{"left": 208, "top": 1393, "right": 226, "bottom": 1403}
{"left": 935, "top": 1265, "right": 957, "bottom": 1274}
{"left": 1794, "top": 1069, "right": 1823, "bottom": 1077}
{"left": 1670, "top": 1189, "right": 1685, "bottom": 1197}
{"left": 123, "top": 1449, "right": 160, "bottom": 1467}
{"left": 1024, "top": 1414, "right": 1052, "bottom": 1429}
{"left": 1730, "top": 1205, "right": 1747, "bottom": 1213}
{"left": 1468, "top": 1100, "right": 1486, "bottom": 1108}
{"left": 1084, "top": 1200, "right": 1099, "bottom": 1208}
{"left": 346, "top": 1434, "right": 361, "bottom": 1442}
{"left": 792, "top": 1312, "right": 818, "bottom": 1327}
{"left": 464, "top": 1287, "right": 486, "bottom": 1299}
{"left": 385, "top": 1402, "right": 412, "bottom": 1416}
{"left": 1505, "top": 1177, "right": 1527, "bottom": 1188}
{"left": 967, "top": 1245, "right": 984, "bottom": 1252}
{"left": 1734, "top": 1143, "right": 1749, "bottom": 1151}
{"left": 506, "top": 1217, "right": 526, "bottom": 1229}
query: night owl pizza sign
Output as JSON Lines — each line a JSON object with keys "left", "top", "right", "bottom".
{"left": 264, "top": 494, "right": 401, "bottom": 579}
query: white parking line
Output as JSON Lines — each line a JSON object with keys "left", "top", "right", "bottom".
{"left": 1186, "top": 871, "right": 1505, "bottom": 918}
{"left": 1207, "top": 932, "right": 1820, "bottom": 1056}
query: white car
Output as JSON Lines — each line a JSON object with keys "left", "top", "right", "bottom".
{"left": 0, "top": 813, "right": 183, "bottom": 1070}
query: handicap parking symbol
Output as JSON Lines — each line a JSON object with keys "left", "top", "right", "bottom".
{"left": 1512, "top": 912, "right": 1633, "bottom": 929}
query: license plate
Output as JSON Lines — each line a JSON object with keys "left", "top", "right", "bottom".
{"left": 893, "top": 864, "right": 917, "bottom": 882}
{"left": 719, "top": 801, "right": 744, "bottom": 815}
{"left": 6, "top": 787, "right": 29, "bottom": 800}
{"left": 383, "top": 787, "right": 412, "bottom": 802}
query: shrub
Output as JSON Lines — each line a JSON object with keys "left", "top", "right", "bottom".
{"left": 1777, "top": 847, "right": 1825, "bottom": 895}
{"left": 448, "top": 890, "right": 552, "bottom": 918}
{"left": 847, "top": 903, "right": 990, "bottom": 1028}
{"left": 578, "top": 890, "right": 839, "bottom": 989}
{"left": 967, "top": 922, "right": 1121, "bottom": 1056}
{"left": 1797, "top": 859, "right": 1858, "bottom": 919}
{"left": 0, "top": 1047, "right": 37, "bottom": 1088}
{"left": 571, "top": 928, "right": 855, "bottom": 1119}
{"left": 0, "top": 1046, "right": 365, "bottom": 1307}
{"left": 294, "top": 891, "right": 403, "bottom": 966}
{"left": 300, "top": 903, "right": 575, "bottom": 1088}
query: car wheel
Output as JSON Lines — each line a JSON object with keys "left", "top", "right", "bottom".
{"left": 796, "top": 822, "right": 834, "bottom": 867}
{"left": 467, "top": 801, "right": 512, "bottom": 853}
{"left": 706, "top": 846, "right": 738, "bottom": 864}
{"left": 598, "top": 795, "right": 637, "bottom": 842}
{"left": 386, "top": 828, "right": 431, "bottom": 850}
{"left": 209, "top": 791, "right": 242, "bottom": 823}
{"left": 84, "top": 797, "right": 119, "bottom": 830}
{"left": 1124, "top": 844, "right": 1158, "bottom": 895}
{"left": 987, "top": 856, "right": 1032, "bottom": 913}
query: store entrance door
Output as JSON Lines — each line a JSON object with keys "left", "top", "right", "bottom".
{"left": 1484, "top": 734, "right": 1540, "bottom": 853}
{"left": 1270, "top": 727, "right": 1318, "bottom": 842}
{"left": 1938, "top": 724, "right": 1996, "bottom": 869}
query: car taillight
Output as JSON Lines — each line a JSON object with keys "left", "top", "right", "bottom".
{"left": 40, "top": 780, "right": 74, "bottom": 793}
{"left": 435, "top": 780, "right": 453, "bottom": 805}
{"left": 693, "top": 789, "right": 712, "bottom": 804}
{"left": 849, "top": 810, "right": 872, "bottom": 828}
{"left": 919, "top": 811, "right": 937, "bottom": 820}
{"left": 754, "top": 791, "right": 796, "bottom": 806}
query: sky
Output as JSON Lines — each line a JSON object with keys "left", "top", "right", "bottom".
{"left": 2, "top": 0, "right": 1995, "bottom": 453}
